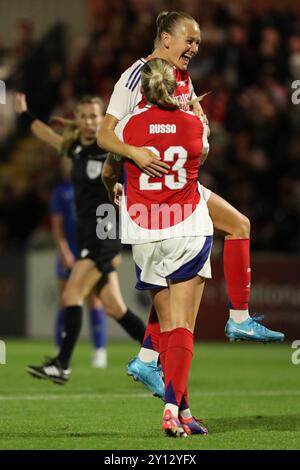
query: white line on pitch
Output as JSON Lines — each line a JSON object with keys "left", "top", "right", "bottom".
{"left": 0, "top": 390, "right": 300, "bottom": 401}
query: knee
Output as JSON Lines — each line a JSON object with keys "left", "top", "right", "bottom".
{"left": 232, "top": 214, "right": 251, "bottom": 238}
{"left": 61, "top": 285, "right": 73, "bottom": 306}
{"left": 103, "top": 302, "right": 125, "bottom": 319}
{"left": 62, "top": 284, "right": 83, "bottom": 306}
{"left": 239, "top": 215, "right": 251, "bottom": 238}
{"left": 88, "top": 294, "right": 103, "bottom": 310}
{"left": 168, "top": 319, "right": 194, "bottom": 332}
{"left": 112, "top": 254, "right": 122, "bottom": 270}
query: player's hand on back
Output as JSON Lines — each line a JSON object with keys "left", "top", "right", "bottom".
{"left": 113, "top": 183, "right": 123, "bottom": 207}
{"left": 130, "top": 146, "right": 170, "bottom": 177}
{"left": 192, "top": 101, "right": 209, "bottom": 124}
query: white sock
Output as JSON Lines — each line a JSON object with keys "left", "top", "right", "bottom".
{"left": 92, "top": 348, "right": 107, "bottom": 368}
{"left": 179, "top": 408, "right": 192, "bottom": 419}
{"left": 164, "top": 403, "right": 179, "bottom": 418}
{"left": 230, "top": 309, "right": 250, "bottom": 323}
{"left": 138, "top": 347, "right": 159, "bottom": 363}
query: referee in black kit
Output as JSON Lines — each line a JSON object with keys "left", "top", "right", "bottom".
{"left": 15, "top": 93, "right": 145, "bottom": 384}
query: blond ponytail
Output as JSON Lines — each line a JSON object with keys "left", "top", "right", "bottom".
{"left": 141, "top": 59, "right": 178, "bottom": 110}
{"left": 186, "top": 91, "right": 211, "bottom": 107}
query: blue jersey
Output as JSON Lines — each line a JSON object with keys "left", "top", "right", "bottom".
{"left": 50, "top": 182, "right": 78, "bottom": 257}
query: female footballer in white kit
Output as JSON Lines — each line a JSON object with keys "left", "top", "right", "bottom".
{"left": 99, "top": 10, "right": 284, "bottom": 402}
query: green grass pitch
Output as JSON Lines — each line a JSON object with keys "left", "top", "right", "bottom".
{"left": 0, "top": 339, "right": 299, "bottom": 450}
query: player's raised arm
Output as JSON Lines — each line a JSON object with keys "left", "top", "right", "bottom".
{"left": 15, "top": 93, "right": 62, "bottom": 152}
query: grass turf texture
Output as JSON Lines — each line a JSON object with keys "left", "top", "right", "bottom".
{"left": 0, "top": 340, "right": 299, "bottom": 450}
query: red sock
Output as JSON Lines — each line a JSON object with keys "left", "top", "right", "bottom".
{"left": 223, "top": 238, "right": 251, "bottom": 310}
{"left": 141, "top": 306, "right": 160, "bottom": 352}
{"left": 164, "top": 328, "right": 194, "bottom": 407}
{"left": 159, "top": 331, "right": 170, "bottom": 377}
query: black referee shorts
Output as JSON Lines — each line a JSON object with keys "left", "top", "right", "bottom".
{"left": 76, "top": 218, "right": 122, "bottom": 275}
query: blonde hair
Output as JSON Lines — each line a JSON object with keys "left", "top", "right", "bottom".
{"left": 53, "top": 96, "right": 104, "bottom": 157}
{"left": 155, "top": 11, "right": 198, "bottom": 47}
{"left": 141, "top": 59, "right": 210, "bottom": 111}
{"left": 141, "top": 59, "right": 178, "bottom": 110}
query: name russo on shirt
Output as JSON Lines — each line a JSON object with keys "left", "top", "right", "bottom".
{"left": 149, "top": 124, "right": 177, "bottom": 134}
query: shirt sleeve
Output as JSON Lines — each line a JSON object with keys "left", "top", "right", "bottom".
{"left": 106, "top": 59, "right": 145, "bottom": 121}
{"left": 112, "top": 116, "right": 130, "bottom": 161}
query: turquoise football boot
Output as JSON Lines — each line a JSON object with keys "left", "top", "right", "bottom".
{"left": 225, "top": 315, "right": 285, "bottom": 342}
{"left": 127, "top": 356, "right": 165, "bottom": 400}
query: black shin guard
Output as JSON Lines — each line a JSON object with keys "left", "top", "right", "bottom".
{"left": 57, "top": 306, "right": 83, "bottom": 369}
{"left": 117, "top": 309, "right": 146, "bottom": 344}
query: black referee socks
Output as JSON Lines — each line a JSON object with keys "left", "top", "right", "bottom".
{"left": 57, "top": 306, "right": 83, "bottom": 369}
{"left": 117, "top": 309, "right": 146, "bottom": 344}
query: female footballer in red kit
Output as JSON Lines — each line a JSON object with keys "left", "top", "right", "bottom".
{"left": 103, "top": 57, "right": 212, "bottom": 436}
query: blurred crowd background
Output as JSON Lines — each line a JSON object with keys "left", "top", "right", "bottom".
{"left": 1, "top": 0, "right": 300, "bottom": 254}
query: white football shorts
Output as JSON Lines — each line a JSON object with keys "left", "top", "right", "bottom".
{"left": 132, "top": 235, "right": 213, "bottom": 290}
{"left": 200, "top": 185, "right": 212, "bottom": 202}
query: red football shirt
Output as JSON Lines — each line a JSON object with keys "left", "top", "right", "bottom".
{"left": 116, "top": 105, "right": 213, "bottom": 243}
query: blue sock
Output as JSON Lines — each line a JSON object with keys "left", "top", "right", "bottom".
{"left": 55, "top": 309, "right": 65, "bottom": 348}
{"left": 89, "top": 309, "right": 107, "bottom": 348}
